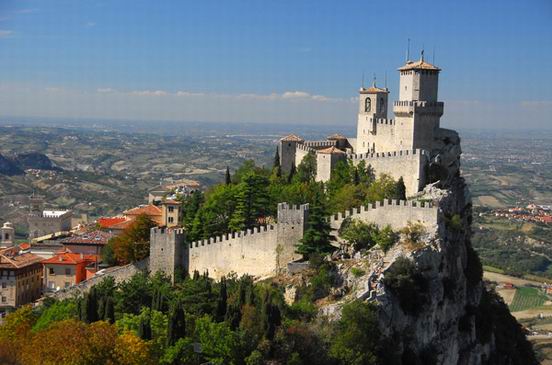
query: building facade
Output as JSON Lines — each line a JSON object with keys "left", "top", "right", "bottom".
{"left": 0, "top": 247, "right": 43, "bottom": 310}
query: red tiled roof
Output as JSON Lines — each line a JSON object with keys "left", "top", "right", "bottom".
{"left": 318, "top": 146, "right": 346, "bottom": 154}
{"left": 123, "top": 205, "right": 162, "bottom": 217}
{"left": 327, "top": 133, "right": 348, "bottom": 140}
{"left": 19, "top": 243, "right": 31, "bottom": 250}
{"left": 97, "top": 217, "right": 127, "bottom": 229}
{"left": 59, "top": 230, "right": 113, "bottom": 245}
{"left": 42, "top": 253, "right": 96, "bottom": 266}
{"left": 108, "top": 219, "right": 134, "bottom": 230}
{"left": 0, "top": 250, "right": 43, "bottom": 269}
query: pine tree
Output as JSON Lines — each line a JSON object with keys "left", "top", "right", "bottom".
{"left": 296, "top": 185, "right": 335, "bottom": 259}
{"left": 167, "top": 301, "right": 186, "bottom": 346}
{"left": 85, "top": 287, "right": 99, "bottom": 323}
{"left": 229, "top": 173, "right": 270, "bottom": 231}
{"left": 294, "top": 151, "right": 317, "bottom": 184}
{"left": 216, "top": 277, "right": 228, "bottom": 322}
{"left": 225, "top": 166, "right": 232, "bottom": 185}
{"left": 151, "top": 287, "right": 165, "bottom": 312}
{"left": 395, "top": 177, "right": 407, "bottom": 200}
{"left": 104, "top": 297, "right": 115, "bottom": 324}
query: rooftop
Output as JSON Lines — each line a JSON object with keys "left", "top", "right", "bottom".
{"left": 360, "top": 86, "right": 389, "bottom": 94}
{"left": 0, "top": 248, "right": 43, "bottom": 269}
{"left": 398, "top": 58, "right": 441, "bottom": 71}
{"left": 59, "top": 230, "right": 113, "bottom": 245}
{"left": 42, "top": 252, "right": 96, "bottom": 266}
{"left": 327, "top": 133, "right": 348, "bottom": 140}
{"left": 280, "top": 134, "right": 304, "bottom": 142}
{"left": 42, "top": 210, "right": 71, "bottom": 218}
{"left": 318, "top": 146, "right": 346, "bottom": 154}
{"left": 97, "top": 216, "right": 128, "bottom": 229}
{"left": 123, "top": 204, "right": 162, "bottom": 217}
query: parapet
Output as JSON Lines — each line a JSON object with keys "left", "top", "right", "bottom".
{"left": 304, "top": 140, "right": 337, "bottom": 149}
{"left": 328, "top": 198, "right": 439, "bottom": 231}
{"left": 296, "top": 144, "right": 316, "bottom": 154}
{"left": 188, "top": 224, "right": 276, "bottom": 249}
{"left": 348, "top": 148, "right": 428, "bottom": 162}
{"left": 277, "top": 202, "right": 309, "bottom": 225}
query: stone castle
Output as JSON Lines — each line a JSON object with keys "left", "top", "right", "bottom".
{"left": 146, "top": 54, "right": 460, "bottom": 282}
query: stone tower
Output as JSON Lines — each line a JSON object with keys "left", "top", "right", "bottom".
{"left": 279, "top": 134, "right": 304, "bottom": 175}
{"left": 149, "top": 227, "right": 186, "bottom": 283}
{"left": 393, "top": 52, "right": 444, "bottom": 151}
{"left": 1, "top": 222, "right": 15, "bottom": 248}
{"left": 356, "top": 80, "right": 390, "bottom": 154}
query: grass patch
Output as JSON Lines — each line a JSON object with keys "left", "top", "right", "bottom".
{"left": 509, "top": 287, "right": 548, "bottom": 312}
{"left": 351, "top": 267, "right": 365, "bottom": 278}
{"left": 483, "top": 265, "right": 505, "bottom": 274}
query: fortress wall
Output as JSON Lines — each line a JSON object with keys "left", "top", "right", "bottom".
{"left": 371, "top": 122, "right": 397, "bottom": 152}
{"left": 303, "top": 140, "right": 336, "bottom": 149}
{"left": 350, "top": 149, "right": 428, "bottom": 196}
{"left": 187, "top": 224, "right": 302, "bottom": 280}
{"left": 295, "top": 144, "right": 312, "bottom": 168}
{"left": 329, "top": 199, "right": 439, "bottom": 232}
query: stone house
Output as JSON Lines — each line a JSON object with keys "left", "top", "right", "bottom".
{"left": 42, "top": 252, "right": 96, "bottom": 292}
{"left": 0, "top": 246, "right": 43, "bottom": 311}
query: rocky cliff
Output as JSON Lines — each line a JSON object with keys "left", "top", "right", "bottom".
{"left": 319, "top": 176, "right": 536, "bottom": 365}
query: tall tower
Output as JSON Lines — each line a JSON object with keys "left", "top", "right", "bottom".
{"left": 393, "top": 52, "right": 444, "bottom": 151}
{"left": 355, "top": 79, "right": 389, "bottom": 154}
{"left": 1, "top": 222, "right": 15, "bottom": 248}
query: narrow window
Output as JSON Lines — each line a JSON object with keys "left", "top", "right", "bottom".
{"left": 364, "top": 98, "right": 371, "bottom": 112}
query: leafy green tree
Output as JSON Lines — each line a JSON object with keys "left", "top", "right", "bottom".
{"left": 365, "top": 174, "right": 398, "bottom": 203}
{"left": 293, "top": 151, "right": 317, "bottom": 184}
{"left": 296, "top": 185, "right": 335, "bottom": 259}
{"left": 116, "top": 272, "right": 153, "bottom": 315}
{"left": 196, "top": 315, "right": 240, "bottom": 365}
{"left": 161, "top": 338, "right": 195, "bottom": 365}
{"left": 339, "top": 219, "right": 378, "bottom": 251}
{"left": 356, "top": 160, "right": 375, "bottom": 186}
{"left": 373, "top": 225, "right": 398, "bottom": 252}
{"left": 101, "top": 240, "right": 117, "bottom": 266}
{"left": 32, "top": 299, "right": 78, "bottom": 332}
{"left": 182, "top": 190, "right": 204, "bottom": 232}
{"left": 104, "top": 297, "right": 115, "bottom": 324}
{"left": 112, "top": 214, "right": 156, "bottom": 264}
{"left": 382, "top": 256, "right": 428, "bottom": 315}
{"left": 287, "top": 163, "right": 296, "bottom": 184}
{"left": 326, "top": 159, "right": 353, "bottom": 194}
{"left": 191, "top": 184, "right": 238, "bottom": 240}
{"left": 330, "top": 300, "right": 381, "bottom": 365}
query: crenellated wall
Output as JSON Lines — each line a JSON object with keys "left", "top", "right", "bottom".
{"left": 328, "top": 199, "right": 439, "bottom": 232}
{"left": 349, "top": 149, "right": 428, "bottom": 197}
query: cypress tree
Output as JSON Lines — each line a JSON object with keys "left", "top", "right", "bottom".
{"left": 287, "top": 163, "right": 296, "bottom": 184}
{"left": 167, "top": 301, "right": 186, "bottom": 346}
{"left": 395, "top": 177, "right": 407, "bottom": 200}
{"left": 225, "top": 166, "right": 232, "bottom": 185}
{"left": 104, "top": 297, "right": 115, "bottom": 324}
{"left": 273, "top": 148, "right": 280, "bottom": 169}
{"left": 86, "top": 287, "right": 99, "bottom": 323}
{"left": 138, "top": 317, "right": 152, "bottom": 340}
{"left": 216, "top": 277, "right": 228, "bottom": 321}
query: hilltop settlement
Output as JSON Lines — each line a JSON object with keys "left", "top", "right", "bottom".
{"left": 0, "top": 56, "right": 536, "bottom": 364}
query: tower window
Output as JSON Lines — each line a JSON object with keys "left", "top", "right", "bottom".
{"left": 379, "top": 98, "right": 385, "bottom": 112}
{"left": 364, "top": 98, "right": 371, "bottom": 112}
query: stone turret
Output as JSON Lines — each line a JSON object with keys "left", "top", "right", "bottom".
{"left": 1, "top": 222, "right": 15, "bottom": 248}
{"left": 279, "top": 134, "right": 304, "bottom": 175}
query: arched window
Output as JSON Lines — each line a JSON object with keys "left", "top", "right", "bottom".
{"left": 379, "top": 97, "right": 385, "bottom": 112}
{"left": 364, "top": 98, "right": 371, "bottom": 112}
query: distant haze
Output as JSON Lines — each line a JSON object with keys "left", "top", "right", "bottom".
{"left": 0, "top": 0, "right": 551, "bottom": 130}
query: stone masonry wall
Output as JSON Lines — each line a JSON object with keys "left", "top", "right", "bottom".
{"left": 329, "top": 199, "right": 438, "bottom": 232}
{"left": 350, "top": 149, "right": 428, "bottom": 196}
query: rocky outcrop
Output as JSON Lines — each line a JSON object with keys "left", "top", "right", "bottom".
{"left": 320, "top": 177, "right": 536, "bottom": 365}
{"left": 0, "top": 152, "right": 59, "bottom": 176}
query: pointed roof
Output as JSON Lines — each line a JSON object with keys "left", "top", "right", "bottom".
{"left": 327, "top": 133, "right": 348, "bottom": 140}
{"left": 318, "top": 146, "right": 346, "bottom": 155}
{"left": 398, "top": 59, "right": 441, "bottom": 71}
{"left": 280, "top": 134, "right": 304, "bottom": 142}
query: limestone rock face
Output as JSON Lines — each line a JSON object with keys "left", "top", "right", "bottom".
{"left": 322, "top": 177, "right": 535, "bottom": 364}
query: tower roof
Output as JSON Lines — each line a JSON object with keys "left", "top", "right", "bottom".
{"left": 318, "top": 146, "right": 346, "bottom": 155}
{"left": 398, "top": 59, "right": 441, "bottom": 72}
{"left": 280, "top": 134, "right": 304, "bottom": 142}
{"left": 359, "top": 86, "right": 389, "bottom": 94}
{"left": 327, "top": 133, "right": 348, "bottom": 140}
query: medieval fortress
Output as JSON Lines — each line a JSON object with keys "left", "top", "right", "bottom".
{"left": 144, "top": 53, "right": 461, "bottom": 282}
{"left": 54, "top": 54, "right": 460, "bottom": 294}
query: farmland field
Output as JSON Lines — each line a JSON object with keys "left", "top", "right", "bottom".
{"left": 509, "top": 287, "right": 549, "bottom": 312}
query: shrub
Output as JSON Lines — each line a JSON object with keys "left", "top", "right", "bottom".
{"left": 351, "top": 267, "right": 366, "bottom": 278}
{"left": 382, "top": 257, "right": 428, "bottom": 315}
{"left": 373, "top": 225, "right": 398, "bottom": 252}
{"left": 400, "top": 221, "right": 427, "bottom": 251}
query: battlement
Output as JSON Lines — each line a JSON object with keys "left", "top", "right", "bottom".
{"left": 189, "top": 224, "right": 276, "bottom": 249}
{"left": 393, "top": 100, "right": 444, "bottom": 116}
{"left": 296, "top": 143, "right": 316, "bottom": 154}
{"left": 303, "top": 140, "right": 336, "bottom": 149}
{"left": 151, "top": 227, "right": 186, "bottom": 236}
{"left": 371, "top": 117, "right": 395, "bottom": 126}
{"left": 348, "top": 148, "right": 428, "bottom": 162}
{"left": 328, "top": 198, "right": 439, "bottom": 231}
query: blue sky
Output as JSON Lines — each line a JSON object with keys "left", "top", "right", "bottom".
{"left": 1, "top": 0, "right": 551, "bottom": 129}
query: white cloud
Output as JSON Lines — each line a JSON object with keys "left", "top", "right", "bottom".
{"left": 176, "top": 91, "right": 205, "bottom": 97}
{"left": 520, "top": 100, "right": 552, "bottom": 108}
{"left": 282, "top": 91, "right": 311, "bottom": 99}
{"left": 44, "top": 87, "right": 63, "bottom": 92}
{"left": 129, "top": 90, "right": 168, "bottom": 96}
{"left": 97, "top": 88, "right": 114, "bottom": 93}
{"left": 85, "top": 22, "right": 96, "bottom": 28}
{"left": 0, "top": 30, "right": 13, "bottom": 38}
{"left": 14, "top": 8, "right": 38, "bottom": 14}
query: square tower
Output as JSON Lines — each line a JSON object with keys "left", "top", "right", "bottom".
{"left": 356, "top": 83, "right": 390, "bottom": 154}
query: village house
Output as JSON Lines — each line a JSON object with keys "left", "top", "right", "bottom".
{"left": 42, "top": 252, "right": 96, "bottom": 292}
{"left": 58, "top": 230, "right": 113, "bottom": 258}
{"left": 0, "top": 246, "right": 43, "bottom": 311}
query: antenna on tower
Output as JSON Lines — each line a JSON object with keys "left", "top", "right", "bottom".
{"left": 406, "top": 38, "right": 411, "bottom": 61}
{"left": 361, "top": 72, "right": 365, "bottom": 88}
{"left": 432, "top": 46, "right": 436, "bottom": 64}
{"left": 421, "top": 48, "right": 425, "bottom": 61}
{"left": 372, "top": 73, "right": 376, "bottom": 87}
{"left": 384, "top": 71, "right": 387, "bottom": 89}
